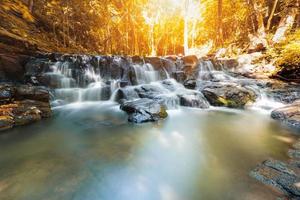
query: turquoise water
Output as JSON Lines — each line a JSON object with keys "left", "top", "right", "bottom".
{"left": 0, "top": 102, "right": 296, "bottom": 200}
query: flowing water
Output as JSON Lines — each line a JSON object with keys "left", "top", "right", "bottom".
{"left": 0, "top": 57, "right": 298, "bottom": 200}
{"left": 0, "top": 102, "right": 296, "bottom": 200}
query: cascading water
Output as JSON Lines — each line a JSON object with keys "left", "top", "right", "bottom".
{"left": 198, "top": 60, "right": 235, "bottom": 82}
{"left": 133, "top": 63, "right": 160, "bottom": 84}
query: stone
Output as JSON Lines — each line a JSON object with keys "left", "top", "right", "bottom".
{"left": 0, "top": 84, "right": 15, "bottom": 104}
{"left": 13, "top": 106, "right": 42, "bottom": 126}
{"left": 201, "top": 82, "right": 257, "bottom": 108}
{"left": 180, "top": 55, "right": 199, "bottom": 78}
{"left": 288, "top": 149, "right": 300, "bottom": 159}
{"left": 17, "top": 100, "right": 52, "bottom": 118}
{"left": 0, "top": 99, "right": 52, "bottom": 131}
{"left": 250, "top": 159, "right": 300, "bottom": 198}
{"left": 15, "top": 85, "right": 50, "bottom": 102}
{"left": 0, "top": 116, "right": 14, "bottom": 131}
{"left": 120, "top": 98, "right": 168, "bottom": 123}
{"left": 0, "top": 54, "right": 27, "bottom": 82}
{"left": 183, "top": 79, "right": 197, "bottom": 89}
{"left": 271, "top": 101, "right": 300, "bottom": 128}
{"left": 179, "top": 93, "right": 210, "bottom": 109}
{"left": 172, "top": 71, "right": 187, "bottom": 83}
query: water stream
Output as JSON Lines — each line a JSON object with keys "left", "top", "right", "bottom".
{"left": 0, "top": 56, "right": 297, "bottom": 200}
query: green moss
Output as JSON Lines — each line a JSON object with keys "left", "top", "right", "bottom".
{"left": 159, "top": 107, "right": 168, "bottom": 119}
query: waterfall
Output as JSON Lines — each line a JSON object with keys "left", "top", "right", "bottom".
{"left": 197, "top": 60, "right": 234, "bottom": 82}
{"left": 133, "top": 63, "right": 160, "bottom": 84}
{"left": 198, "top": 60, "right": 215, "bottom": 81}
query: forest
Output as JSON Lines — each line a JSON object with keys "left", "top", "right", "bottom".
{"left": 0, "top": 1, "right": 300, "bottom": 200}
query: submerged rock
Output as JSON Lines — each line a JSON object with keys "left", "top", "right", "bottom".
{"left": 250, "top": 159, "right": 300, "bottom": 198}
{"left": 120, "top": 98, "right": 168, "bottom": 123}
{"left": 201, "top": 82, "right": 257, "bottom": 108}
{"left": 271, "top": 101, "right": 300, "bottom": 128}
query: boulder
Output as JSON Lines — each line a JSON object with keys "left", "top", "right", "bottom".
{"left": 13, "top": 105, "right": 42, "bottom": 126}
{"left": 0, "top": 100, "right": 51, "bottom": 131}
{"left": 0, "top": 54, "right": 27, "bottom": 82}
{"left": 172, "top": 71, "right": 187, "bottom": 83}
{"left": 183, "top": 79, "right": 197, "bottom": 89}
{"left": 271, "top": 101, "right": 300, "bottom": 128}
{"left": 201, "top": 82, "right": 257, "bottom": 108}
{"left": 179, "top": 93, "right": 209, "bottom": 109}
{"left": 120, "top": 98, "right": 168, "bottom": 123}
{"left": 15, "top": 85, "right": 50, "bottom": 102}
{"left": 18, "top": 100, "right": 52, "bottom": 118}
{"left": 180, "top": 55, "right": 199, "bottom": 78}
{"left": 153, "top": 94, "right": 180, "bottom": 109}
{"left": 250, "top": 159, "right": 300, "bottom": 198}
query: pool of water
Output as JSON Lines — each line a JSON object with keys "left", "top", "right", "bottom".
{"left": 0, "top": 102, "right": 297, "bottom": 200}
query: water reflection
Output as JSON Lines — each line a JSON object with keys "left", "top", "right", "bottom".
{"left": 0, "top": 103, "right": 296, "bottom": 200}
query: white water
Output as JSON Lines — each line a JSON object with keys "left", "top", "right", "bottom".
{"left": 133, "top": 63, "right": 160, "bottom": 84}
{"left": 198, "top": 60, "right": 234, "bottom": 82}
{"left": 47, "top": 57, "right": 286, "bottom": 115}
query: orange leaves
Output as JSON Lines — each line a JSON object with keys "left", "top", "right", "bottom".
{"left": 1, "top": 0, "right": 35, "bottom": 23}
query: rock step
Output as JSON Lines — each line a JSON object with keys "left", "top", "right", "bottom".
{"left": 0, "top": 84, "right": 52, "bottom": 132}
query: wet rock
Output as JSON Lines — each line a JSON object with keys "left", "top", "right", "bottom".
{"left": 183, "top": 79, "right": 197, "bottom": 89}
{"left": 271, "top": 101, "right": 300, "bottom": 128}
{"left": 0, "top": 84, "right": 15, "bottom": 104}
{"left": 13, "top": 105, "right": 42, "bottom": 126}
{"left": 0, "top": 116, "right": 14, "bottom": 131}
{"left": 114, "top": 87, "right": 140, "bottom": 102}
{"left": 216, "top": 58, "right": 239, "bottom": 71}
{"left": 24, "top": 58, "right": 51, "bottom": 75}
{"left": 0, "top": 54, "right": 27, "bottom": 82}
{"left": 159, "top": 79, "right": 184, "bottom": 92}
{"left": 250, "top": 159, "right": 300, "bottom": 198}
{"left": 180, "top": 55, "right": 199, "bottom": 78}
{"left": 181, "top": 55, "right": 199, "bottom": 69}
{"left": 201, "top": 82, "right": 257, "bottom": 108}
{"left": 120, "top": 98, "right": 168, "bottom": 123}
{"left": 144, "top": 57, "right": 163, "bottom": 70}
{"left": 15, "top": 85, "right": 50, "bottom": 102}
{"left": 288, "top": 149, "right": 300, "bottom": 159}
{"left": 179, "top": 93, "right": 210, "bottom": 109}
{"left": 134, "top": 84, "right": 169, "bottom": 99}
{"left": 18, "top": 100, "right": 52, "bottom": 118}
{"left": 0, "top": 83, "right": 52, "bottom": 131}
{"left": 172, "top": 71, "right": 187, "bottom": 83}
{"left": 131, "top": 55, "right": 143, "bottom": 64}
{"left": 262, "top": 80, "right": 300, "bottom": 104}
{"left": 153, "top": 94, "right": 180, "bottom": 109}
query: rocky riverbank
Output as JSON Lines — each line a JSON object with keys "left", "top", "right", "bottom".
{"left": 0, "top": 84, "right": 51, "bottom": 131}
{"left": 250, "top": 101, "right": 300, "bottom": 199}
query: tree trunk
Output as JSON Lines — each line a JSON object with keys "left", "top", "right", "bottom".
{"left": 272, "top": 7, "right": 298, "bottom": 43}
{"left": 27, "top": 0, "right": 34, "bottom": 12}
{"left": 266, "top": 0, "right": 279, "bottom": 31}
{"left": 150, "top": 24, "right": 156, "bottom": 56}
{"left": 184, "top": 0, "right": 189, "bottom": 55}
{"left": 216, "top": 0, "right": 223, "bottom": 47}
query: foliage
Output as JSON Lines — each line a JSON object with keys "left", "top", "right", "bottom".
{"left": 276, "top": 30, "right": 300, "bottom": 69}
{"left": 0, "top": 0, "right": 298, "bottom": 55}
